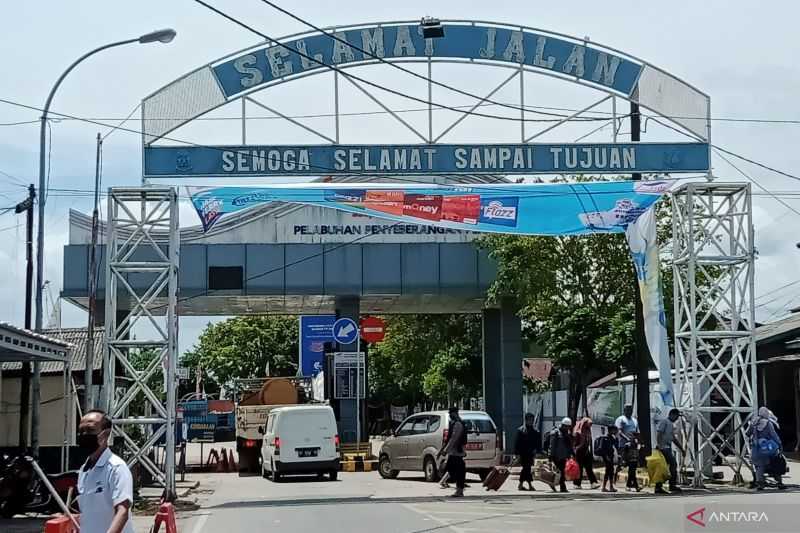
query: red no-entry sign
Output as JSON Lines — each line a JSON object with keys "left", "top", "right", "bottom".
{"left": 360, "top": 316, "right": 386, "bottom": 343}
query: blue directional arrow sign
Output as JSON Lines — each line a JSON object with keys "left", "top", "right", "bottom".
{"left": 332, "top": 318, "right": 359, "bottom": 345}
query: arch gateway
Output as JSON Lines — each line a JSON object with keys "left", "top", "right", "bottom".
{"left": 63, "top": 20, "right": 755, "bottom": 497}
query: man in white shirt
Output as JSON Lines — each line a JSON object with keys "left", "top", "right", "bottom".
{"left": 77, "top": 410, "right": 135, "bottom": 533}
{"left": 614, "top": 404, "right": 639, "bottom": 446}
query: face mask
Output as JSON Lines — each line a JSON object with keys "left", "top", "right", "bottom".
{"left": 77, "top": 432, "right": 100, "bottom": 453}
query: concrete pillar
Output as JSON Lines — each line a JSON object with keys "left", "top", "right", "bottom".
{"left": 482, "top": 300, "right": 523, "bottom": 452}
{"left": 335, "top": 296, "right": 361, "bottom": 443}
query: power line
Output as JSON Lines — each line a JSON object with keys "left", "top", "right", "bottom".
{"left": 0, "top": 95, "right": 683, "bottom": 196}
{"left": 255, "top": 0, "right": 596, "bottom": 120}
{"left": 4, "top": 104, "right": 800, "bottom": 126}
{"left": 3, "top": 94, "right": 800, "bottom": 210}
{"left": 713, "top": 149, "right": 800, "bottom": 219}
{"left": 713, "top": 144, "right": 800, "bottom": 183}
{"left": 189, "top": 0, "right": 612, "bottom": 125}
{"left": 754, "top": 279, "right": 800, "bottom": 301}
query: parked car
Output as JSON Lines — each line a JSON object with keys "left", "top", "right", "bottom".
{"left": 260, "top": 405, "right": 340, "bottom": 482}
{"left": 378, "top": 410, "right": 502, "bottom": 482}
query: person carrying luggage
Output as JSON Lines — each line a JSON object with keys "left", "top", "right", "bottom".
{"left": 547, "top": 417, "right": 574, "bottom": 493}
{"left": 748, "top": 406, "right": 786, "bottom": 491}
{"left": 654, "top": 408, "right": 684, "bottom": 494}
{"left": 514, "top": 412, "right": 541, "bottom": 491}
{"left": 572, "top": 417, "right": 599, "bottom": 489}
{"left": 622, "top": 431, "right": 641, "bottom": 492}
{"left": 438, "top": 407, "right": 468, "bottom": 497}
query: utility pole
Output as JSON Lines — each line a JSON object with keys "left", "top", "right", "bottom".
{"left": 85, "top": 133, "right": 102, "bottom": 411}
{"left": 16, "top": 185, "right": 35, "bottom": 450}
{"left": 630, "top": 101, "right": 653, "bottom": 452}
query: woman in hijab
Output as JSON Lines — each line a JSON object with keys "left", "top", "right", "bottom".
{"left": 750, "top": 407, "right": 786, "bottom": 490}
{"left": 572, "top": 417, "right": 599, "bottom": 489}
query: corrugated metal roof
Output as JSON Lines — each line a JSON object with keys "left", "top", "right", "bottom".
{"left": 755, "top": 313, "right": 800, "bottom": 344}
{"left": 1, "top": 327, "right": 103, "bottom": 374}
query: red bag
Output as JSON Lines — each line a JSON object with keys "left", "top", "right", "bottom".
{"left": 564, "top": 458, "right": 580, "bottom": 481}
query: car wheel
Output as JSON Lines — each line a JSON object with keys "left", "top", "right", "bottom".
{"left": 424, "top": 456, "right": 441, "bottom": 483}
{"left": 329, "top": 470, "right": 338, "bottom": 481}
{"left": 378, "top": 455, "right": 399, "bottom": 479}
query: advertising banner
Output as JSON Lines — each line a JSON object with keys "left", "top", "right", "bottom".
{"left": 188, "top": 180, "right": 669, "bottom": 234}
{"left": 299, "top": 315, "right": 336, "bottom": 376}
{"left": 625, "top": 208, "right": 674, "bottom": 407}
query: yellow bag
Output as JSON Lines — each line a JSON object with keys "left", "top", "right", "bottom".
{"left": 646, "top": 449, "right": 669, "bottom": 484}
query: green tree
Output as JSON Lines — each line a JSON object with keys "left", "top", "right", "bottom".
{"left": 369, "top": 314, "right": 482, "bottom": 408}
{"left": 479, "top": 180, "right": 676, "bottom": 419}
{"left": 182, "top": 315, "right": 299, "bottom": 390}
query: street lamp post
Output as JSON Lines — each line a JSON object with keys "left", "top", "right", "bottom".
{"left": 32, "top": 29, "right": 176, "bottom": 457}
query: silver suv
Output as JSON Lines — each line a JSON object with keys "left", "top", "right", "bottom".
{"left": 378, "top": 410, "right": 502, "bottom": 482}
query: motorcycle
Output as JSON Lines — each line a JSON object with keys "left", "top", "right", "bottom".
{"left": 0, "top": 454, "right": 79, "bottom": 518}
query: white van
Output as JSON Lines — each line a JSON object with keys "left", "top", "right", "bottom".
{"left": 259, "top": 405, "right": 340, "bottom": 481}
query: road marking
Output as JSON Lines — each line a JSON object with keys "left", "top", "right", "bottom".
{"left": 190, "top": 513, "right": 209, "bottom": 533}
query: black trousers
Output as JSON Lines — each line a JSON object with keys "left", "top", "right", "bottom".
{"left": 446, "top": 455, "right": 466, "bottom": 490}
{"left": 574, "top": 450, "right": 597, "bottom": 486}
{"left": 658, "top": 448, "right": 678, "bottom": 487}
{"left": 519, "top": 456, "right": 534, "bottom": 483}
{"left": 603, "top": 458, "right": 615, "bottom": 483}
{"left": 552, "top": 458, "right": 568, "bottom": 492}
{"left": 626, "top": 462, "right": 639, "bottom": 488}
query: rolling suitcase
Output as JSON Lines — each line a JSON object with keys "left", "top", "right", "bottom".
{"left": 482, "top": 466, "right": 510, "bottom": 491}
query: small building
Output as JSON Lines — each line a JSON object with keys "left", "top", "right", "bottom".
{"left": 755, "top": 313, "right": 800, "bottom": 452}
{"left": 1, "top": 327, "right": 101, "bottom": 451}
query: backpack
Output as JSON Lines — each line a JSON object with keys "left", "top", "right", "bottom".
{"left": 594, "top": 435, "right": 613, "bottom": 458}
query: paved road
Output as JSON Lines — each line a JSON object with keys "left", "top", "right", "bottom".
{"left": 179, "top": 471, "right": 800, "bottom": 533}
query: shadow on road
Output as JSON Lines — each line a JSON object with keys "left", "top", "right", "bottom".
{"left": 206, "top": 486, "right": 742, "bottom": 510}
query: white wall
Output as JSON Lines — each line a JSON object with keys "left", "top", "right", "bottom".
{"left": 0, "top": 374, "right": 76, "bottom": 447}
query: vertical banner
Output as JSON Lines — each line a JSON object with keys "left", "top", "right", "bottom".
{"left": 299, "top": 315, "right": 336, "bottom": 376}
{"left": 625, "top": 208, "right": 674, "bottom": 407}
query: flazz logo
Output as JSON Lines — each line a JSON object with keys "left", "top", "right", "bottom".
{"left": 479, "top": 196, "right": 519, "bottom": 227}
{"left": 686, "top": 507, "right": 705, "bottom": 527}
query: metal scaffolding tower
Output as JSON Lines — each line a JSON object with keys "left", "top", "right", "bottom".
{"left": 103, "top": 187, "right": 179, "bottom": 498}
{"left": 671, "top": 182, "right": 756, "bottom": 487}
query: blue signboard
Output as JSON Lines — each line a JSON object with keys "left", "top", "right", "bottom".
{"left": 300, "top": 315, "right": 336, "bottom": 376}
{"left": 333, "top": 318, "right": 359, "bottom": 345}
{"left": 212, "top": 24, "right": 642, "bottom": 97}
{"left": 145, "top": 142, "right": 709, "bottom": 177}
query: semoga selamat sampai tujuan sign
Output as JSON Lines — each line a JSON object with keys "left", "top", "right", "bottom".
{"left": 144, "top": 143, "right": 709, "bottom": 177}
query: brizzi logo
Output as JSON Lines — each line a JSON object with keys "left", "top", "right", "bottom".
{"left": 479, "top": 197, "right": 519, "bottom": 227}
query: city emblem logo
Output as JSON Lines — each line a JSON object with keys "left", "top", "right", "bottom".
{"left": 175, "top": 151, "right": 192, "bottom": 172}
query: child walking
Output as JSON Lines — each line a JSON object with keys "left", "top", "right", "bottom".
{"left": 623, "top": 431, "right": 641, "bottom": 492}
{"left": 600, "top": 425, "right": 618, "bottom": 492}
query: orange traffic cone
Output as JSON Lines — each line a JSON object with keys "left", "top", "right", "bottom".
{"left": 153, "top": 502, "right": 177, "bottom": 533}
